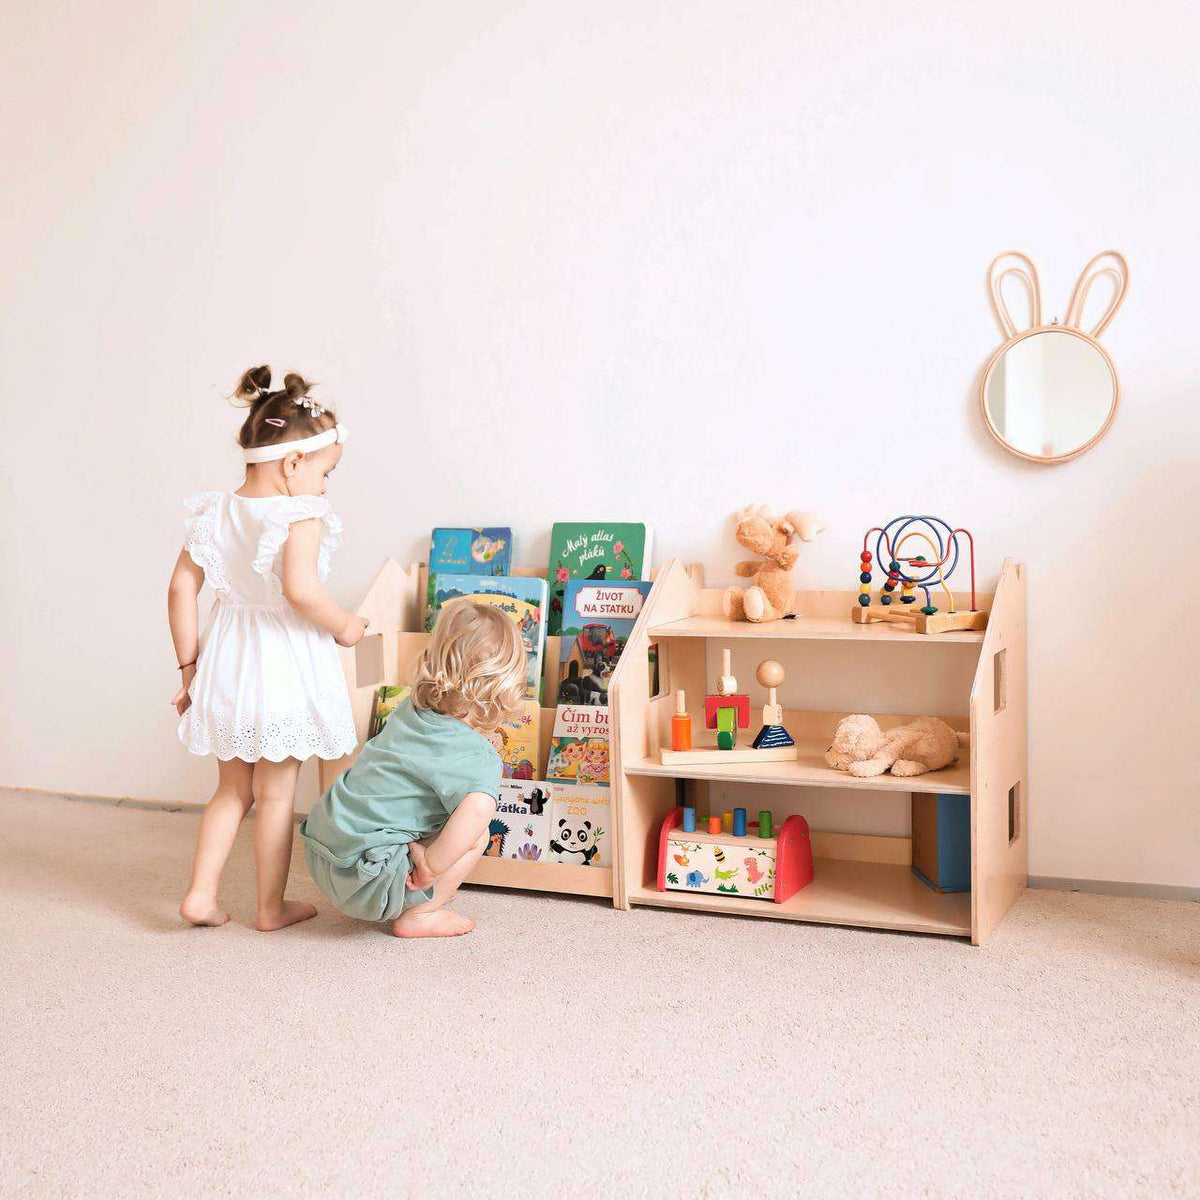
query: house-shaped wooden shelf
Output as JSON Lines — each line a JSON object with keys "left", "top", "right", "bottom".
{"left": 607, "top": 559, "right": 1028, "bottom": 945}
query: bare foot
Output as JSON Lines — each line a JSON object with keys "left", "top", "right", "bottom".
{"left": 256, "top": 900, "right": 318, "bottom": 932}
{"left": 180, "top": 892, "right": 229, "bottom": 927}
{"left": 392, "top": 908, "right": 475, "bottom": 939}
{"left": 406, "top": 842, "right": 436, "bottom": 891}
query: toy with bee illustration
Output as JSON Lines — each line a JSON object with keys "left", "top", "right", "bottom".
{"left": 655, "top": 804, "right": 813, "bottom": 902}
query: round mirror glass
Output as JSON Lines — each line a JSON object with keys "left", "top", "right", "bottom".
{"left": 982, "top": 329, "right": 1116, "bottom": 461}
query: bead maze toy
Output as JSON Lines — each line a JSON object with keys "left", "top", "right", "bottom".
{"left": 659, "top": 651, "right": 799, "bottom": 765}
{"left": 656, "top": 805, "right": 813, "bottom": 901}
{"left": 852, "top": 515, "right": 989, "bottom": 635}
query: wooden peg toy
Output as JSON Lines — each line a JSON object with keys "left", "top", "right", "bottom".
{"left": 670, "top": 690, "right": 693, "bottom": 751}
{"left": 751, "top": 659, "right": 795, "bottom": 750}
{"left": 716, "top": 648, "right": 738, "bottom": 696}
{"left": 660, "top": 648, "right": 798, "bottom": 766}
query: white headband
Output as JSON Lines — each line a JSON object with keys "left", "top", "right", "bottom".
{"left": 243, "top": 423, "right": 348, "bottom": 464}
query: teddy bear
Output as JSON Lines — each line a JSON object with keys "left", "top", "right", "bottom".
{"left": 824, "top": 714, "right": 968, "bottom": 778}
{"left": 723, "top": 504, "right": 826, "bottom": 622}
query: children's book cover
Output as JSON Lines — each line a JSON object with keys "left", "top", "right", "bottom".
{"left": 556, "top": 580, "right": 653, "bottom": 705}
{"left": 546, "top": 782, "right": 612, "bottom": 867}
{"left": 483, "top": 780, "right": 554, "bottom": 862}
{"left": 485, "top": 699, "right": 541, "bottom": 781}
{"left": 425, "top": 527, "right": 513, "bottom": 629}
{"left": 427, "top": 574, "right": 548, "bottom": 699}
{"left": 546, "top": 705, "right": 611, "bottom": 786}
{"left": 368, "top": 685, "right": 411, "bottom": 739}
{"left": 545, "top": 522, "right": 652, "bottom": 635}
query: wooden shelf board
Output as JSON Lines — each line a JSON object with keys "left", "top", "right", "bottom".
{"left": 466, "top": 857, "right": 612, "bottom": 898}
{"left": 646, "top": 614, "right": 986, "bottom": 644}
{"left": 624, "top": 737, "right": 971, "bottom": 794}
{"left": 628, "top": 858, "right": 971, "bottom": 937}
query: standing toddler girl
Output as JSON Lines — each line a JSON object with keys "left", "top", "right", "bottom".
{"left": 168, "top": 365, "right": 367, "bottom": 930}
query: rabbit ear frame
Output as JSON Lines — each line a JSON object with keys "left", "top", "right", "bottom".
{"left": 986, "top": 251, "right": 1042, "bottom": 339}
{"left": 1064, "top": 250, "right": 1129, "bottom": 339}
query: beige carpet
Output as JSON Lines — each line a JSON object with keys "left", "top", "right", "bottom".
{"left": 0, "top": 790, "right": 1196, "bottom": 1199}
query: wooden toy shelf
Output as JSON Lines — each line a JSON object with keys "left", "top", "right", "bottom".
{"left": 608, "top": 558, "right": 1028, "bottom": 945}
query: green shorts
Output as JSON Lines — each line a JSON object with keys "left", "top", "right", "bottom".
{"left": 303, "top": 838, "right": 434, "bottom": 923}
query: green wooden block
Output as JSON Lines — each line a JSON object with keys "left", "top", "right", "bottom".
{"left": 716, "top": 707, "right": 737, "bottom": 732}
{"left": 717, "top": 729, "right": 735, "bottom": 750}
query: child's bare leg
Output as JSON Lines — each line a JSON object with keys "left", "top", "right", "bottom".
{"left": 393, "top": 792, "right": 495, "bottom": 939}
{"left": 251, "top": 757, "right": 316, "bottom": 932}
{"left": 181, "top": 758, "right": 254, "bottom": 926}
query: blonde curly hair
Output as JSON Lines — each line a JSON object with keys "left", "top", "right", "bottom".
{"left": 411, "top": 602, "right": 528, "bottom": 730}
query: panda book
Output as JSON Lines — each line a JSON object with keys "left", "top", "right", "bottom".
{"left": 546, "top": 782, "right": 612, "bottom": 867}
{"left": 426, "top": 574, "right": 548, "bottom": 701}
{"left": 424, "top": 527, "right": 513, "bottom": 630}
{"left": 546, "top": 705, "right": 611, "bottom": 786}
{"left": 482, "top": 781, "right": 554, "bottom": 862}
{"left": 557, "top": 579, "right": 652, "bottom": 706}
{"left": 545, "top": 522, "right": 652, "bottom": 636}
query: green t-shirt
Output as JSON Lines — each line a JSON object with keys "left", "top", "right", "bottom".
{"left": 300, "top": 698, "right": 502, "bottom": 866}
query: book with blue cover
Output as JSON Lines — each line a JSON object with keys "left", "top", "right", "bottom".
{"left": 425, "top": 527, "right": 513, "bottom": 629}
{"left": 556, "top": 579, "right": 653, "bottom": 705}
{"left": 427, "top": 574, "right": 548, "bottom": 700}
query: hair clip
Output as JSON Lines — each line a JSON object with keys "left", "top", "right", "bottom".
{"left": 264, "top": 417, "right": 287, "bottom": 427}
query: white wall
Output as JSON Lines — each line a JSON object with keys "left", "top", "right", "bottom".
{"left": 3, "top": 1, "right": 1197, "bottom": 887}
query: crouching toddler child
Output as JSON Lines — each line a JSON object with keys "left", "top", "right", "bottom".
{"left": 301, "top": 602, "right": 527, "bottom": 938}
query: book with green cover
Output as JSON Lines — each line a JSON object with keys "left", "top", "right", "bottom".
{"left": 368, "top": 685, "right": 411, "bottom": 739}
{"left": 546, "top": 522, "right": 652, "bottom": 635}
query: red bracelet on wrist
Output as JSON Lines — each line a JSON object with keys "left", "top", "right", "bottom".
{"left": 177, "top": 660, "right": 197, "bottom": 671}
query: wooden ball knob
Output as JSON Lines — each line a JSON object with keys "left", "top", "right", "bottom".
{"left": 756, "top": 659, "right": 785, "bottom": 688}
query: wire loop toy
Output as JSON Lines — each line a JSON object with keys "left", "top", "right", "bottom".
{"left": 852, "top": 516, "right": 988, "bottom": 635}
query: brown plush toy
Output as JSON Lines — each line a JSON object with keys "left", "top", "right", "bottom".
{"left": 824, "top": 715, "right": 968, "bottom": 778}
{"left": 723, "top": 504, "right": 826, "bottom": 622}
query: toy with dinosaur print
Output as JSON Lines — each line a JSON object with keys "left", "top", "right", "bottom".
{"left": 656, "top": 805, "right": 813, "bottom": 902}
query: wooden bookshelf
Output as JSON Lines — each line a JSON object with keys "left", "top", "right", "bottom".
{"left": 320, "top": 558, "right": 699, "bottom": 901}
{"left": 608, "top": 558, "right": 1028, "bottom": 945}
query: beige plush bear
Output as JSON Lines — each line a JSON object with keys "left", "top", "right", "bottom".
{"left": 723, "top": 504, "right": 826, "bottom": 622}
{"left": 825, "top": 714, "right": 968, "bottom": 778}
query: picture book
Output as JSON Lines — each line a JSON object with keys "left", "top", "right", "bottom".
{"left": 546, "top": 522, "right": 652, "bottom": 635}
{"left": 368, "top": 685, "right": 410, "bottom": 739}
{"left": 427, "top": 574, "right": 548, "bottom": 699}
{"left": 483, "top": 780, "right": 554, "bottom": 862}
{"left": 425, "top": 527, "right": 513, "bottom": 629}
{"left": 546, "top": 704, "right": 611, "bottom": 786}
{"left": 487, "top": 699, "right": 541, "bottom": 781}
{"left": 556, "top": 579, "right": 653, "bottom": 705}
{"left": 546, "top": 782, "right": 612, "bottom": 868}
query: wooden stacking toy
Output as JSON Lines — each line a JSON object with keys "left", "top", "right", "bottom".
{"left": 657, "top": 805, "right": 813, "bottom": 902}
{"left": 659, "top": 650, "right": 799, "bottom": 766}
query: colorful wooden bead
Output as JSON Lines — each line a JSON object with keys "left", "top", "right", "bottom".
{"left": 921, "top": 605, "right": 937, "bottom": 615}
{"left": 859, "top": 572, "right": 871, "bottom": 584}
{"left": 860, "top": 551, "right": 872, "bottom": 563}
{"left": 880, "top": 594, "right": 893, "bottom": 605}
{"left": 859, "top": 583, "right": 871, "bottom": 596}
{"left": 857, "top": 594, "right": 871, "bottom": 607}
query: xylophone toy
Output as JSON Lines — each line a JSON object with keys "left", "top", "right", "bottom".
{"left": 660, "top": 651, "right": 799, "bottom": 766}
{"left": 852, "top": 515, "right": 990, "bottom": 635}
{"left": 657, "top": 805, "right": 813, "bottom": 902}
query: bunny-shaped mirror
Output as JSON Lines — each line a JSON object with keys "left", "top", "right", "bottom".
{"left": 980, "top": 250, "right": 1129, "bottom": 463}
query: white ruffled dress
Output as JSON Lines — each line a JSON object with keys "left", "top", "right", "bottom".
{"left": 178, "top": 491, "right": 358, "bottom": 763}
